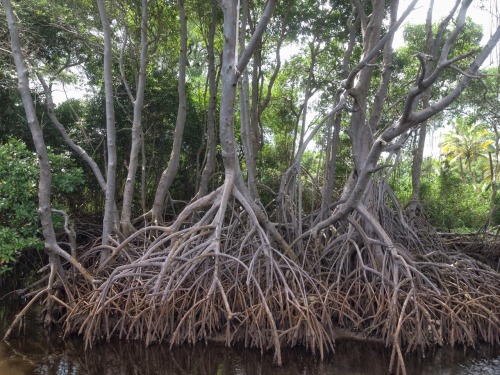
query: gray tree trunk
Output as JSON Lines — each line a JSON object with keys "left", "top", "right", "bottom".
{"left": 347, "top": 0, "right": 385, "bottom": 174}
{"left": 319, "top": 9, "right": 358, "bottom": 218}
{"left": 97, "top": 0, "right": 118, "bottom": 248}
{"left": 219, "top": 0, "right": 242, "bottom": 181}
{"left": 152, "top": 0, "right": 188, "bottom": 223}
{"left": 408, "top": 0, "right": 439, "bottom": 218}
{"left": 238, "top": 0, "right": 259, "bottom": 199}
{"left": 218, "top": 0, "right": 278, "bottom": 190}
{"left": 3, "top": 0, "right": 93, "bottom": 282}
{"left": 37, "top": 75, "right": 107, "bottom": 192}
{"left": 197, "top": 0, "right": 219, "bottom": 198}
{"left": 120, "top": 0, "right": 149, "bottom": 234}
{"left": 319, "top": 114, "right": 341, "bottom": 216}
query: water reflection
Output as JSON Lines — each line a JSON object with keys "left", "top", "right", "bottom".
{"left": 1, "top": 294, "right": 499, "bottom": 375}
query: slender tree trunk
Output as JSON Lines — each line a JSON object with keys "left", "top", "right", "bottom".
{"left": 488, "top": 148, "right": 499, "bottom": 224}
{"left": 215, "top": 0, "right": 292, "bottom": 262}
{"left": 152, "top": 0, "right": 188, "bottom": 223}
{"left": 297, "top": 42, "right": 317, "bottom": 154}
{"left": 408, "top": 0, "right": 434, "bottom": 219}
{"left": 257, "top": 5, "right": 287, "bottom": 116}
{"left": 219, "top": 0, "right": 241, "bottom": 180}
{"left": 198, "top": 0, "right": 219, "bottom": 198}
{"left": 467, "top": 158, "right": 481, "bottom": 192}
{"left": 250, "top": 42, "right": 262, "bottom": 153}
{"left": 97, "top": 0, "right": 118, "bottom": 248}
{"left": 408, "top": 122, "right": 427, "bottom": 214}
{"left": 319, "top": 8, "right": 358, "bottom": 219}
{"left": 320, "top": 114, "right": 341, "bottom": 216}
{"left": 3, "top": 0, "right": 93, "bottom": 283}
{"left": 140, "top": 134, "right": 147, "bottom": 214}
{"left": 488, "top": 65, "right": 500, "bottom": 227}
{"left": 3, "top": 0, "right": 60, "bottom": 261}
{"left": 216, "top": 0, "right": 277, "bottom": 184}
{"left": 120, "top": 0, "right": 148, "bottom": 234}
{"left": 218, "top": 0, "right": 278, "bottom": 187}
{"left": 238, "top": 0, "right": 259, "bottom": 199}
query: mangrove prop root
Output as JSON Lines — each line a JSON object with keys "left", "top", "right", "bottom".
{"left": 63, "top": 188, "right": 336, "bottom": 366}
{"left": 21, "top": 185, "right": 500, "bottom": 373}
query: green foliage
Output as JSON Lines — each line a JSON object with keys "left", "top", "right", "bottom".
{"left": 0, "top": 138, "right": 40, "bottom": 273}
{"left": 422, "top": 160, "right": 489, "bottom": 231}
{"left": 440, "top": 116, "right": 493, "bottom": 194}
{"left": 0, "top": 139, "right": 84, "bottom": 274}
{"left": 391, "top": 18, "right": 483, "bottom": 126}
{"left": 391, "top": 156, "right": 490, "bottom": 232}
{"left": 390, "top": 18, "right": 493, "bottom": 232}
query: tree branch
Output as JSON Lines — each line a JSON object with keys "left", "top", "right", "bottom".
{"left": 236, "top": 0, "right": 278, "bottom": 76}
{"left": 37, "top": 73, "right": 107, "bottom": 191}
{"left": 342, "top": 0, "right": 418, "bottom": 90}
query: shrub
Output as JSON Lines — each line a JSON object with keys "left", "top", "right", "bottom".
{"left": 0, "top": 139, "right": 83, "bottom": 274}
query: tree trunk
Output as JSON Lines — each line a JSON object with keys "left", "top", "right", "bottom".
{"left": 152, "top": 0, "right": 188, "bottom": 223}
{"left": 37, "top": 75, "right": 107, "bottom": 192}
{"left": 339, "top": 0, "right": 387, "bottom": 266}
{"left": 219, "top": 0, "right": 278, "bottom": 186}
{"left": 408, "top": 122, "right": 427, "bottom": 217}
{"left": 319, "top": 7, "right": 358, "bottom": 219}
{"left": 120, "top": 0, "right": 149, "bottom": 234}
{"left": 219, "top": 0, "right": 242, "bottom": 180}
{"left": 97, "top": 0, "right": 118, "bottom": 248}
{"left": 197, "top": 0, "right": 219, "bottom": 198}
{"left": 238, "top": 0, "right": 259, "bottom": 199}
{"left": 347, "top": 0, "right": 385, "bottom": 173}
{"left": 2, "top": 0, "right": 93, "bottom": 283}
{"left": 408, "top": 0, "right": 434, "bottom": 219}
{"left": 320, "top": 114, "right": 341, "bottom": 216}
{"left": 488, "top": 65, "right": 500, "bottom": 227}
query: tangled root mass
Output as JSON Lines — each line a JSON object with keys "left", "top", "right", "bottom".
{"left": 15, "top": 190, "right": 500, "bottom": 374}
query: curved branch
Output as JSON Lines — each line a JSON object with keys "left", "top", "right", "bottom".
{"left": 37, "top": 74, "right": 107, "bottom": 191}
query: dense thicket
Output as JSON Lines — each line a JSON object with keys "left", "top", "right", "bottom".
{"left": 1, "top": 1, "right": 499, "bottom": 374}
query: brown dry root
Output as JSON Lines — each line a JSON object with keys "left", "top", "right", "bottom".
{"left": 304, "top": 206, "right": 500, "bottom": 375}
{"left": 439, "top": 232, "right": 500, "bottom": 270}
{"left": 63, "top": 194, "right": 336, "bottom": 365}
{"left": 54, "top": 179, "right": 499, "bottom": 373}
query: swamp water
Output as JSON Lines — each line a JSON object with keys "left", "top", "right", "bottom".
{"left": 1, "top": 292, "right": 498, "bottom": 375}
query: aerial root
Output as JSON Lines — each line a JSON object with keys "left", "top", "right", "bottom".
{"left": 3, "top": 255, "right": 79, "bottom": 339}
{"left": 303, "top": 206, "right": 500, "bottom": 374}
{"left": 34, "top": 185, "right": 499, "bottom": 373}
{"left": 63, "top": 188, "right": 335, "bottom": 365}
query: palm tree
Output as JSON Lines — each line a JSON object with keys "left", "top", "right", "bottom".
{"left": 440, "top": 116, "right": 493, "bottom": 192}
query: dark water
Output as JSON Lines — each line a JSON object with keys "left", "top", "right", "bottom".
{"left": 1, "top": 292, "right": 499, "bottom": 375}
